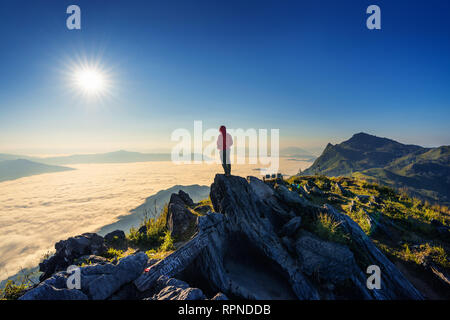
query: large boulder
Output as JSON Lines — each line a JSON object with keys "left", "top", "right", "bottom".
{"left": 24, "top": 252, "right": 148, "bottom": 300}
{"left": 280, "top": 216, "right": 302, "bottom": 238}
{"left": 166, "top": 192, "right": 198, "bottom": 239}
{"left": 178, "top": 190, "right": 195, "bottom": 206}
{"left": 19, "top": 283, "right": 88, "bottom": 300}
{"left": 146, "top": 275, "right": 206, "bottom": 300}
{"left": 169, "top": 190, "right": 194, "bottom": 207}
{"left": 247, "top": 176, "right": 275, "bottom": 199}
{"left": 80, "top": 252, "right": 148, "bottom": 300}
{"left": 104, "top": 230, "right": 126, "bottom": 245}
{"left": 274, "top": 185, "right": 310, "bottom": 208}
{"left": 39, "top": 233, "right": 106, "bottom": 281}
{"left": 134, "top": 214, "right": 220, "bottom": 291}
{"left": 295, "top": 231, "right": 357, "bottom": 283}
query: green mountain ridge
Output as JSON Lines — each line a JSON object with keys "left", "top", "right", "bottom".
{"left": 302, "top": 133, "right": 450, "bottom": 205}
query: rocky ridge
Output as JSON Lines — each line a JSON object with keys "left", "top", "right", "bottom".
{"left": 19, "top": 174, "right": 427, "bottom": 300}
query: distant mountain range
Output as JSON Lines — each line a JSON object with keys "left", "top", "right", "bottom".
{"left": 301, "top": 132, "right": 450, "bottom": 205}
{"left": 280, "top": 147, "right": 317, "bottom": 161}
{"left": 0, "top": 150, "right": 211, "bottom": 182}
{"left": 0, "top": 159, "right": 73, "bottom": 182}
{"left": 0, "top": 150, "right": 173, "bottom": 166}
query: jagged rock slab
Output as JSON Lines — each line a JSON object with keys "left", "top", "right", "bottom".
{"left": 134, "top": 213, "right": 222, "bottom": 292}
{"left": 323, "top": 204, "right": 423, "bottom": 299}
{"left": 146, "top": 275, "right": 206, "bottom": 300}
{"left": 166, "top": 191, "right": 198, "bottom": 239}
{"left": 39, "top": 233, "right": 106, "bottom": 281}
{"left": 19, "top": 284, "right": 88, "bottom": 300}
{"left": 21, "top": 252, "right": 148, "bottom": 300}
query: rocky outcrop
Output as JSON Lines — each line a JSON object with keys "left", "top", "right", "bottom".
{"left": 280, "top": 216, "right": 302, "bottom": 237}
{"left": 104, "top": 230, "right": 126, "bottom": 245}
{"left": 145, "top": 275, "right": 206, "bottom": 300}
{"left": 39, "top": 233, "right": 106, "bottom": 281}
{"left": 21, "top": 252, "right": 148, "bottom": 300}
{"left": 134, "top": 213, "right": 220, "bottom": 292}
{"left": 136, "top": 174, "right": 423, "bottom": 300}
{"left": 23, "top": 174, "right": 425, "bottom": 300}
{"left": 166, "top": 190, "right": 198, "bottom": 239}
{"left": 322, "top": 204, "right": 423, "bottom": 299}
{"left": 295, "top": 231, "right": 357, "bottom": 284}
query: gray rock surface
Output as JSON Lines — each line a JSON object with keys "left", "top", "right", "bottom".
{"left": 323, "top": 204, "right": 423, "bottom": 299}
{"left": 166, "top": 191, "right": 198, "bottom": 239}
{"left": 295, "top": 231, "right": 357, "bottom": 283}
{"left": 104, "top": 230, "right": 126, "bottom": 244}
{"left": 81, "top": 252, "right": 148, "bottom": 300}
{"left": 136, "top": 174, "right": 423, "bottom": 300}
{"left": 39, "top": 233, "right": 106, "bottom": 281}
{"left": 280, "top": 216, "right": 302, "bottom": 237}
{"left": 23, "top": 252, "right": 148, "bottom": 300}
{"left": 19, "top": 283, "right": 88, "bottom": 300}
{"left": 147, "top": 275, "right": 206, "bottom": 300}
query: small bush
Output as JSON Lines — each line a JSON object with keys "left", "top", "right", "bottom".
{"left": 312, "top": 213, "right": 350, "bottom": 245}
{"left": 128, "top": 205, "right": 168, "bottom": 248}
{"left": 401, "top": 243, "right": 450, "bottom": 268}
{"left": 0, "top": 273, "right": 33, "bottom": 300}
{"left": 102, "top": 248, "right": 124, "bottom": 261}
{"left": 159, "top": 231, "right": 175, "bottom": 251}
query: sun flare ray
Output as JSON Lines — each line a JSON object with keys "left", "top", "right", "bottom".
{"left": 63, "top": 54, "right": 115, "bottom": 104}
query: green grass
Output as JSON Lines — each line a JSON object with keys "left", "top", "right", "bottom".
{"left": 159, "top": 231, "right": 175, "bottom": 251}
{"left": 311, "top": 212, "right": 350, "bottom": 245}
{"left": 125, "top": 198, "right": 197, "bottom": 258}
{"left": 127, "top": 204, "right": 169, "bottom": 248}
{"left": 287, "top": 174, "right": 450, "bottom": 274}
{"left": 0, "top": 280, "right": 29, "bottom": 300}
{"left": 102, "top": 248, "right": 125, "bottom": 261}
{"left": 379, "top": 242, "right": 450, "bottom": 270}
{"left": 0, "top": 270, "right": 35, "bottom": 300}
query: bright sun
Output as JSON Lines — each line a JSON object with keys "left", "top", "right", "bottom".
{"left": 65, "top": 56, "right": 114, "bottom": 102}
{"left": 74, "top": 68, "right": 106, "bottom": 94}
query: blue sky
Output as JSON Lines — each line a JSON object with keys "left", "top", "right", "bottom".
{"left": 0, "top": 0, "right": 449, "bottom": 155}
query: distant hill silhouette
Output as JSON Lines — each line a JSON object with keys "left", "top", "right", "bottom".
{"left": 0, "top": 159, "right": 74, "bottom": 182}
{"left": 280, "top": 147, "right": 317, "bottom": 160}
{"left": 0, "top": 150, "right": 209, "bottom": 166}
{"left": 302, "top": 133, "right": 450, "bottom": 205}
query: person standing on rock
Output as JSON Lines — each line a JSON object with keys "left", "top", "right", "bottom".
{"left": 217, "top": 125, "right": 233, "bottom": 176}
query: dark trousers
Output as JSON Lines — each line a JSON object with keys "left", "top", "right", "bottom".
{"left": 220, "top": 149, "right": 231, "bottom": 175}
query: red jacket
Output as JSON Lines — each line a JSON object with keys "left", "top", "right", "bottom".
{"left": 217, "top": 132, "right": 233, "bottom": 150}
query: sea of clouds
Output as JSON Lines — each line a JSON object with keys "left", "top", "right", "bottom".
{"left": 0, "top": 159, "right": 308, "bottom": 281}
